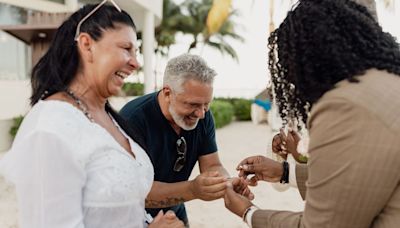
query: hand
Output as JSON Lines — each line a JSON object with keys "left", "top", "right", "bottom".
{"left": 190, "top": 171, "right": 227, "bottom": 201}
{"left": 272, "top": 127, "right": 303, "bottom": 162}
{"left": 230, "top": 177, "right": 255, "bottom": 200}
{"left": 286, "top": 128, "right": 304, "bottom": 163}
{"left": 236, "top": 155, "right": 283, "bottom": 185}
{"left": 272, "top": 133, "right": 287, "bottom": 160}
{"left": 148, "top": 210, "right": 184, "bottom": 228}
{"left": 224, "top": 184, "right": 253, "bottom": 217}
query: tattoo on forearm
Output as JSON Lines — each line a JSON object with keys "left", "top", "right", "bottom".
{"left": 145, "top": 197, "right": 185, "bottom": 208}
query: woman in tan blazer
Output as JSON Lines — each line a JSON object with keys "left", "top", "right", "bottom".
{"left": 224, "top": 0, "right": 400, "bottom": 227}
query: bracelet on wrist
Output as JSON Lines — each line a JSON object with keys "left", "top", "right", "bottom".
{"left": 242, "top": 205, "right": 258, "bottom": 223}
{"left": 242, "top": 206, "right": 252, "bottom": 222}
{"left": 298, "top": 154, "right": 308, "bottom": 163}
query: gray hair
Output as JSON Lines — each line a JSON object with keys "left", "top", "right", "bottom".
{"left": 163, "top": 54, "right": 217, "bottom": 93}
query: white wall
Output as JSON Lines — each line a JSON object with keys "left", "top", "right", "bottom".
{"left": 0, "top": 80, "right": 31, "bottom": 152}
{"left": 0, "top": 80, "right": 31, "bottom": 120}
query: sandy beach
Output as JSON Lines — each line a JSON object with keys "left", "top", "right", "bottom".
{"left": 0, "top": 121, "right": 304, "bottom": 227}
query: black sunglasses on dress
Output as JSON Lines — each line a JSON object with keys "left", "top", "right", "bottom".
{"left": 174, "top": 136, "right": 187, "bottom": 172}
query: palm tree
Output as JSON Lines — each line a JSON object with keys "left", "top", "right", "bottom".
{"left": 179, "top": 0, "right": 244, "bottom": 61}
{"left": 381, "top": 0, "right": 396, "bottom": 9}
{"left": 146, "top": 0, "right": 243, "bottom": 61}
{"left": 153, "top": 0, "right": 188, "bottom": 56}
{"left": 267, "top": 0, "right": 395, "bottom": 34}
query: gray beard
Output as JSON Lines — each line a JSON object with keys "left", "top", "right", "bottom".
{"left": 168, "top": 105, "right": 198, "bottom": 131}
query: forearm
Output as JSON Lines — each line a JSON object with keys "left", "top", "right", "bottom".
{"left": 295, "top": 163, "right": 308, "bottom": 200}
{"left": 145, "top": 181, "right": 195, "bottom": 208}
{"left": 251, "top": 209, "right": 303, "bottom": 228}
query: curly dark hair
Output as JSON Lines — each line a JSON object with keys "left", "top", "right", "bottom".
{"left": 268, "top": 0, "right": 400, "bottom": 128}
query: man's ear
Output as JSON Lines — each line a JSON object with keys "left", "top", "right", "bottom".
{"left": 162, "top": 86, "right": 172, "bottom": 103}
{"left": 76, "top": 33, "right": 94, "bottom": 62}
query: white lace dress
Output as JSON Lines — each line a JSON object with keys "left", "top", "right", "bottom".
{"left": 0, "top": 100, "right": 154, "bottom": 228}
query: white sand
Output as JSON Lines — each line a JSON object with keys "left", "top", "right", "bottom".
{"left": 186, "top": 121, "right": 304, "bottom": 227}
{"left": 0, "top": 121, "right": 304, "bottom": 227}
{"left": 0, "top": 170, "right": 18, "bottom": 228}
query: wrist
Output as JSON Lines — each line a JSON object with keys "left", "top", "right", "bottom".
{"left": 242, "top": 205, "right": 258, "bottom": 225}
{"left": 187, "top": 180, "right": 197, "bottom": 200}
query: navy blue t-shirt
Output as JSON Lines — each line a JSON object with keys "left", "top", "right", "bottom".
{"left": 119, "top": 91, "right": 218, "bottom": 183}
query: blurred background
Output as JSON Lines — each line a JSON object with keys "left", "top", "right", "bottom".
{"left": 0, "top": 0, "right": 399, "bottom": 227}
{"left": 1, "top": 0, "right": 398, "bottom": 152}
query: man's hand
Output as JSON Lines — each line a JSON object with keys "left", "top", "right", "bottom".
{"left": 236, "top": 155, "right": 283, "bottom": 185}
{"left": 230, "top": 177, "right": 255, "bottom": 200}
{"left": 190, "top": 171, "right": 227, "bottom": 201}
{"left": 148, "top": 210, "right": 184, "bottom": 228}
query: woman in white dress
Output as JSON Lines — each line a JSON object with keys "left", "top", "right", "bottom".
{"left": 0, "top": 1, "right": 183, "bottom": 227}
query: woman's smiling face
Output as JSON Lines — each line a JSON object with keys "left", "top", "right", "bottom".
{"left": 89, "top": 24, "right": 140, "bottom": 97}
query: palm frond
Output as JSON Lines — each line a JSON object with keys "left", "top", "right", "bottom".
{"left": 382, "top": 0, "right": 395, "bottom": 9}
{"left": 205, "top": 40, "right": 238, "bottom": 61}
{"left": 206, "top": 0, "right": 232, "bottom": 35}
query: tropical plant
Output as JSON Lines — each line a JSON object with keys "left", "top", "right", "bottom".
{"left": 150, "top": 0, "right": 243, "bottom": 60}
{"left": 121, "top": 82, "right": 144, "bottom": 96}
{"left": 381, "top": 0, "right": 395, "bottom": 9}
{"left": 9, "top": 115, "right": 24, "bottom": 138}
{"left": 210, "top": 100, "right": 234, "bottom": 128}
{"left": 267, "top": 0, "right": 395, "bottom": 34}
{"left": 214, "top": 97, "right": 253, "bottom": 121}
{"left": 153, "top": 0, "right": 188, "bottom": 56}
{"left": 180, "top": 0, "right": 244, "bottom": 61}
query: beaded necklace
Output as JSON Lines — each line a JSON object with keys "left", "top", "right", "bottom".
{"left": 65, "top": 89, "right": 95, "bottom": 122}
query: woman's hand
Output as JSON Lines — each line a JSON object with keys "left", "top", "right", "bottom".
{"left": 272, "top": 127, "right": 306, "bottom": 163}
{"left": 148, "top": 210, "right": 184, "bottom": 228}
{"left": 230, "top": 177, "right": 255, "bottom": 200}
{"left": 236, "top": 155, "right": 283, "bottom": 185}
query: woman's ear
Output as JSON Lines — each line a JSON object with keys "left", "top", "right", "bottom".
{"left": 76, "top": 33, "right": 94, "bottom": 62}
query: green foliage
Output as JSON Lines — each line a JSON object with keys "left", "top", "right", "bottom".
{"left": 9, "top": 115, "right": 24, "bottom": 138}
{"left": 231, "top": 98, "right": 252, "bottom": 121}
{"left": 214, "top": 98, "right": 253, "bottom": 121}
{"left": 181, "top": 0, "right": 243, "bottom": 61}
{"left": 210, "top": 100, "right": 234, "bottom": 128}
{"left": 145, "top": 0, "right": 243, "bottom": 60}
{"left": 122, "top": 82, "right": 144, "bottom": 96}
{"left": 154, "top": 0, "right": 186, "bottom": 55}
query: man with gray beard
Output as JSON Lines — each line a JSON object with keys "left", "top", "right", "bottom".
{"left": 120, "top": 54, "right": 252, "bottom": 226}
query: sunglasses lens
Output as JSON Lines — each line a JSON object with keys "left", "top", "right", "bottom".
{"left": 174, "top": 157, "right": 185, "bottom": 172}
{"left": 177, "top": 140, "right": 185, "bottom": 153}
{"left": 174, "top": 137, "right": 186, "bottom": 172}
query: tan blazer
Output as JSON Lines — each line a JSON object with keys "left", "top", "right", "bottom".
{"left": 252, "top": 69, "right": 400, "bottom": 228}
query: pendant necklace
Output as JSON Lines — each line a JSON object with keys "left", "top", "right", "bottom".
{"left": 65, "top": 89, "right": 95, "bottom": 122}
